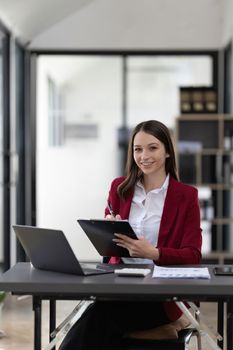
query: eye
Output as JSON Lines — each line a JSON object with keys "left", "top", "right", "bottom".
{"left": 149, "top": 146, "right": 157, "bottom": 151}
{"left": 134, "top": 147, "right": 141, "bottom": 152}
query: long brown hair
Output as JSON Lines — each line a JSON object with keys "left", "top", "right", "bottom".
{"left": 118, "top": 120, "right": 179, "bottom": 200}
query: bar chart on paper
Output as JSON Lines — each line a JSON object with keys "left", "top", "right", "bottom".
{"left": 153, "top": 266, "right": 211, "bottom": 279}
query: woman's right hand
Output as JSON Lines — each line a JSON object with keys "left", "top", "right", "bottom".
{"left": 105, "top": 214, "right": 122, "bottom": 221}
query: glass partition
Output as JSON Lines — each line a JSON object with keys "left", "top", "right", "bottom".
{"left": 36, "top": 53, "right": 215, "bottom": 261}
{"left": 127, "top": 56, "right": 212, "bottom": 129}
{"left": 37, "top": 56, "right": 122, "bottom": 261}
{"left": 0, "top": 34, "right": 3, "bottom": 265}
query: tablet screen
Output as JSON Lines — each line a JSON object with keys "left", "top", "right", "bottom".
{"left": 77, "top": 219, "right": 138, "bottom": 257}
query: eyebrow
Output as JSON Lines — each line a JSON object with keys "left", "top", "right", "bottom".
{"left": 133, "top": 142, "right": 159, "bottom": 147}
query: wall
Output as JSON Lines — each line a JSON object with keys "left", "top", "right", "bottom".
{"left": 222, "top": 0, "right": 233, "bottom": 46}
{"left": 36, "top": 56, "right": 122, "bottom": 261}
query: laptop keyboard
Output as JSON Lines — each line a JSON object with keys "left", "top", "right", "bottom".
{"left": 81, "top": 263, "right": 115, "bottom": 273}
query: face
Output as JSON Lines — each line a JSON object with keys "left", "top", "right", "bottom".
{"left": 133, "top": 131, "right": 169, "bottom": 177}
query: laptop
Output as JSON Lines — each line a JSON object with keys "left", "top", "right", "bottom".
{"left": 12, "top": 225, "right": 115, "bottom": 276}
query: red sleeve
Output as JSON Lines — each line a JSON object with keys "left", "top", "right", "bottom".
{"left": 158, "top": 189, "right": 202, "bottom": 265}
{"left": 104, "top": 177, "right": 123, "bottom": 217}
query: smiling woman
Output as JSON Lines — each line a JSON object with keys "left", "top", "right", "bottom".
{"left": 59, "top": 120, "right": 202, "bottom": 350}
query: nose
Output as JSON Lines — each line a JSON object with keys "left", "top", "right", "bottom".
{"left": 141, "top": 149, "right": 150, "bottom": 160}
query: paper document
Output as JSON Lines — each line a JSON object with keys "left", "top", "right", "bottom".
{"left": 153, "top": 266, "right": 210, "bottom": 279}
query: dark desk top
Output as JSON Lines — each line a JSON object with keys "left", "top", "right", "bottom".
{"left": 1, "top": 263, "right": 233, "bottom": 301}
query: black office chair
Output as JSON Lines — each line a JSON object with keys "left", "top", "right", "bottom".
{"left": 121, "top": 328, "right": 199, "bottom": 350}
{"left": 119, "top": 303, "right": 202, "bottom": 350}
{"left": 102, "top": 257, "right": 201, "bottom": 350}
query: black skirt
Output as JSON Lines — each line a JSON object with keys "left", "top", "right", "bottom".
{"left": 59, "top": 300, "right": 170, "bottom": 350}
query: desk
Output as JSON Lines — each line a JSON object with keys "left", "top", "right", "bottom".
{"left": 0, "top": 263, "right": 232, "bottom": 350}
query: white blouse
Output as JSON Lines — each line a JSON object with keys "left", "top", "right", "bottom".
{"left": 122, "top": 174, "right": 169, "bottom": 264}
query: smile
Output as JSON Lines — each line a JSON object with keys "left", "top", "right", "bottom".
{"left": 140, "top": 162, "right": 155, "bottom": 166}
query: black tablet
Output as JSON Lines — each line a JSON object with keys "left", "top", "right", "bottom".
{"left": 77, "top": 219, "right": 138, "bottom": 257}
{"left": 214, "top": 266, "right": 233, "bottom": 276}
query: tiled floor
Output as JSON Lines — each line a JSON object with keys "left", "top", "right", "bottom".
{"left": 0, "top": 295, "right": 78, "bottom": 350}
{"left": 0, "top": 294, "right": 221, "bottom": 350}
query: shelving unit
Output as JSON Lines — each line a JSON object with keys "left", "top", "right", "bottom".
{"left": 175, "top": 114, "right": 233, "bottom": 259}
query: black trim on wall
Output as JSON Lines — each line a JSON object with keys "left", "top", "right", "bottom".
{"left": 30, "top": 49, "right": 219, "bottom": 56}
{"left": 122, "top": 55, "right": 127, "bottom": 127}
{"left": 2, "top": 32, "right": 10, "bottom": 271}
{"left": 0, "top": 20, "right": 10, "bottom": 35}
{"left": 30, "top": 54, "right": 37, "bottom": 227}
{"left": 224, "top": 42, "right": 232, "bottom": 113}
{"left": 15, "top": 43, "right": 26, "bottom": 261}
{"left": 212, "top": 51, "right": 219, "bottom": 90}
{"left": 24, "top": 52, "right": 37, "bottom": 227}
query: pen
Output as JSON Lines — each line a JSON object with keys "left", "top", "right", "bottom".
{"left": 107, "top": 201, "right": 115, "bottom": 217}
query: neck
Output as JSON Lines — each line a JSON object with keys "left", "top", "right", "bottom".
{"left": 143, "top": 172, "right": 167, "bottom": 192}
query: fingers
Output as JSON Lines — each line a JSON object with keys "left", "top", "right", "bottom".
{"left": 113, "top": 234, "right": 149, "bottom": 258}
{"left": 115, "top": 214, "right": 122, "bottom": 220}
{"left": 113, "top": 240, "right": 131, "bottom": 251}
{"left": 105, "top": 214, "right": 115, "bottom": 221}
{"left": 113, "top": 234, "right": 136, "bottom": 254}
{"left": 113, "top": 233, "right": 133, "bottom": 243}
{"left": 105, "top": 214, "right": 122, "bottom": 221}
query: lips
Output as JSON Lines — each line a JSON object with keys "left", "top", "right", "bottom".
{"left": 140, "top": 161, "right": 155, "bottom": 166}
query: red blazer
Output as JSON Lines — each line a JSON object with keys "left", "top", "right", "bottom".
{"left": 105, "top": 175, "right": 202, "bottom": 320}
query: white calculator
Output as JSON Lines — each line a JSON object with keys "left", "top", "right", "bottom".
{"left": 114, "top": 268, "right": 151, "bottom": 277}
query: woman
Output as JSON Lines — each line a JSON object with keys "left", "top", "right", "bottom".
{"left": 59, "top": 120, "right": 202, "bottom": 350}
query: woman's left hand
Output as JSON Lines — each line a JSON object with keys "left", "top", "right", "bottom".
{"left": 113, "top": 234, "right": 159, "bottom": 261}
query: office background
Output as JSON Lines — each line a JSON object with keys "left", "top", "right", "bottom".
{"left": 0, "top": 0, "right": 233, "bottom": 271}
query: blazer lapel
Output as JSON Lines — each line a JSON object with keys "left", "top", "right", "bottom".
{"left": 120, "top": 192, "right": 134, "bottom": 219}
{"left": 158, "top": 177, "right": 183, "bottom": 245}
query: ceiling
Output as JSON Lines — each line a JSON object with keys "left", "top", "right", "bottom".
{"left": 0, "top": 0, "right": 94, "bottom": 43}
{"left": 0, "top": 0, "right": 225, "bottom": 49}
